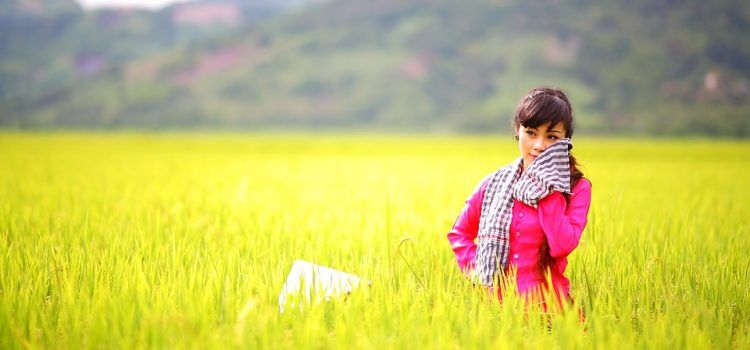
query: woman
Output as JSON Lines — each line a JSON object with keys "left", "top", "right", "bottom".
{"left": 447, "top": 87, "right": 592, "bottom": 310}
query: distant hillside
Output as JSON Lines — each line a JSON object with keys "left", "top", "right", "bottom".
{"left": 1, "top": 0, "right": 748, "bottom": 136}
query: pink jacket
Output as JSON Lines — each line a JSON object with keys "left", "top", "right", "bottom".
{"left": 447, "top": 175, "right": 592, "bottom": 301}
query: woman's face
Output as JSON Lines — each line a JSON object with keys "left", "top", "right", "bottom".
{"left": 516, "top": 121, "right": 566, "bottom": 169}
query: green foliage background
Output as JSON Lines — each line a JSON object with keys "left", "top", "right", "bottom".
{"left": 1, "top": 0, "right": 749, "bottom": 136}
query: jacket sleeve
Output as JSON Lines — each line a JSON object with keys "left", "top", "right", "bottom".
{"left": 447, "top": 176, "right": 490, "bottom": 275}
{"left": 537, "top": 178, "right": 592, "bottom": 258}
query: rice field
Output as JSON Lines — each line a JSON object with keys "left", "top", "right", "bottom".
{"left": 1, "top": 132, "right": 748, "bottom": 349}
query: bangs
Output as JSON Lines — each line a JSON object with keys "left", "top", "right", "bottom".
{"left": 517, "top": 94, "right": 571, "bottom": 131}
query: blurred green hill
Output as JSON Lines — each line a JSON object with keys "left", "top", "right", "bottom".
{"left": 1, "top": 0, "right": 748, "bottom": 136}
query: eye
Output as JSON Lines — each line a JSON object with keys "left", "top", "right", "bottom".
{"left": 548, "top": 135, "right": 559, "bottom": 140}
{"left": 525, "top": 130, "right": 535, "bottom": 136}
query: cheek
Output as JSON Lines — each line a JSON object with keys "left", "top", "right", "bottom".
{"left": 519, "top": 140, "right": 531, "bottom": 153}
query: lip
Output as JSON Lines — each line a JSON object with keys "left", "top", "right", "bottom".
{"left": 530, "top": 154, "right": 539, "bottom": 159}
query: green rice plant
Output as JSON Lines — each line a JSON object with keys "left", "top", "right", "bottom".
{"left": 0, "top": 132, "right": 748, "bottom": 349}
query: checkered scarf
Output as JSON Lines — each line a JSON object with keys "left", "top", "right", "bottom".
{"left": 474, "top": 138, "right": 573, "bottom": 287}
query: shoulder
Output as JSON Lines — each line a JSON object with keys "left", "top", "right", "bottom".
{"left": 574, "top": 177, "right": 592, "bottom": 191}
{"left": 571, "top": 177, "right": 592, "bottom": 199}
{"left": 467, "top": 167, "right": 504, "bottom": 203}
{"left": 468, "top": 160, "right": 519, "bottom": 201}
{"left": 476, "top": 172, "right": 494, "bottom": 192}
{"left": 466, "top": 173, "right": 492, "bottom": 203}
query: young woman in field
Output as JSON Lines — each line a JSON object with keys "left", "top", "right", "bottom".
{"left": 447, "top": 87, "right": 592, "bottom": 312}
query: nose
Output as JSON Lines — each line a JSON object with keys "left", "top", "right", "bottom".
{"left": 533, "top": 138, "right": 546, "bottom": 152}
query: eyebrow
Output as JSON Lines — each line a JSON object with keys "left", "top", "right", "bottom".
{"left": 548, "top": 130, "right": 562, "bottom": 134}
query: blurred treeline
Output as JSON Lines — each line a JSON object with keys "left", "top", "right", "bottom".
{"left": 1, "top": 0, "right": 748, "bottom": 136}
